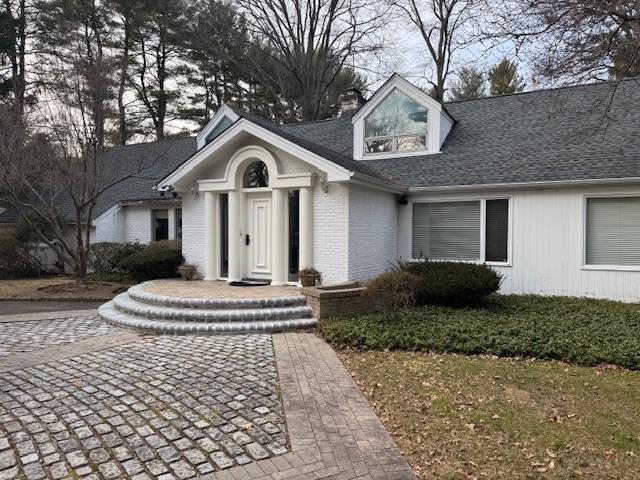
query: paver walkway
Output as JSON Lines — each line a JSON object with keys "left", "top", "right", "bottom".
{"left": 0, "top": 312, "right": 416, "bottom": 480}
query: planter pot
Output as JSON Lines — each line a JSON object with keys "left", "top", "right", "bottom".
{"left": 299, "top": 273, "right": 319, "bottom": 287}
{"left": 178, "top": 265, "right": 196, "bottom": 281}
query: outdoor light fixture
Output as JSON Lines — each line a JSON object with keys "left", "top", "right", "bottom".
{"left": 319, "top": 179, "right": 329, "bottom": 193}
{"left": 398, "top": 195, "right": 408, "bottom": 205}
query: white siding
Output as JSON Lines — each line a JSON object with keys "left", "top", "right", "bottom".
{"left": 314, "top": 182, "right": 349, "bottom": 284}
{"left": 94, "top": 205, "right": 125, "bottom": 243}
{"left": 123, "top": 205, "right": 152, "bottom": 244}
{"left": 406, "top": 185, "right": 640, "bottom": 302}
{"left": 182, "top": 193, "right": 206, "bottom": 277}
{"left": 348, "top": 184, "right": 398, "bottom": 280}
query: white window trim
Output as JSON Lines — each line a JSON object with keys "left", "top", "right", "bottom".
{"left": 410, "top": 196, "right": 513, "bottom": 267}
{"left": 352, "top": 75, "right": 452, "bottom": 160}
{"left": 581, "top": 193, "right": 640, "bottom": 272}
{"left": 363, "top": 133, "right": 428, "bottom": 158}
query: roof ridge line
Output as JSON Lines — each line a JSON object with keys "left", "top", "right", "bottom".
{"left": 445, "top": 76, "right": 640, "bottom": 105}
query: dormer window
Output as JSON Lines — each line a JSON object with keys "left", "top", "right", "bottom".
{"left": 205, "top": 116, "right": 234, "bottom": 145}
{"left": 364, "top": 89, "right": 428, "bottom": 155}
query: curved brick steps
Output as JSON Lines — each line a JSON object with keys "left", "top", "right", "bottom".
{"left": 99, "top": 283, "right": 316, "bottom": 334}
{"left": 127, "top": 282, "right": 308, "bottom": 310}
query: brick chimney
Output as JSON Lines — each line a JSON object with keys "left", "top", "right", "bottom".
{"left": 338, "top": 88, "right": 366, "bottom": 117}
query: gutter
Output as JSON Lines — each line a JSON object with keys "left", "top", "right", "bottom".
{"left": 408, "top": 176, "right": 640, "bottom": 193}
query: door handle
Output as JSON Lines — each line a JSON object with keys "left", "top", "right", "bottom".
{"left": 245, "top": 234, "right": 250, "bottom": 246}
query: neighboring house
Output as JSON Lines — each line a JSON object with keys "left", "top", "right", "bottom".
{"left": 3, "top": 74, "right": 640, "bottom": 302}
{"left": 0, "top": 137, "right": 197, "bottom": 260}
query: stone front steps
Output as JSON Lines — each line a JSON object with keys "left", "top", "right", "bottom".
{"left": 99, "top": 283, "right": 316, "bottom": 334}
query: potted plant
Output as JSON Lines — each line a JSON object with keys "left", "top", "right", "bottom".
{"left": 178, "top": 263, "right": 197, "bottom": 281}
{"left": 298, "top": 267, "right": 321, "bottom": 287}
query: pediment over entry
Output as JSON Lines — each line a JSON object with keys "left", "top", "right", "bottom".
{"left": 159, "top": 118, "right": 353, "bottom": 192}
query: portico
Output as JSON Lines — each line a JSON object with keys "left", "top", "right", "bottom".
{"left": 199, "top": 145, "right": 315, "bottom": 285}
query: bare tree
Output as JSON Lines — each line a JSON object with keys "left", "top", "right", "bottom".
{"left": 0, "top": 101, "right": 163, "bottom": 284}
{"left": 482, "top": 0, "right": 640, "bottom": 83}
{"left": 389, "top": 0, "right": 476, "bottom": 102}
{"left": 240, "top": 0, "right": 387, "bottom": 121}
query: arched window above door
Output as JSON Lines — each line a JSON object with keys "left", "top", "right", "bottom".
{"left": 243, "top": 160, "right": 269, "bottom": 188}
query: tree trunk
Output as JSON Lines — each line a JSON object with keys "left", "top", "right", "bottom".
{"left": 117, "top": 18, "right": 131, "bottom": 145}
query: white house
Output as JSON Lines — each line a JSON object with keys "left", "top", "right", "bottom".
{"left": 151, "top": 74, "right": 640, "bottom": 301}
{"left": 6, "top": 74, "right": 640, "bottom": 302}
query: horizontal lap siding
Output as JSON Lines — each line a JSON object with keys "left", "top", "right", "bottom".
{"left": 182, "top": 194, "right": 206, "bottom": 278}
{"left": 314, "top": 182, "right": 349, "bottom": 284}
{"left": 409, "top": 185, "right": 640, "bottom": 302}
{"left": 348, "top": 184, "right": 398, "bottom": 280}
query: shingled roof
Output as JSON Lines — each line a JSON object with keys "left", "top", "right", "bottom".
{"left": 0, "top": 136, "right": 197, "bottom": 224}
{"left": 270, "top": 78, "right": 640, "bottom": 189}
{"left": 4, "top": 78, "right": 638, "bottom": 225}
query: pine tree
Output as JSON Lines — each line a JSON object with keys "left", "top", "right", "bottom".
{"left": 450, "top": 67, "right": 485, "bottom": 100}
{"left": 488, "top": 58, "right": 525, "bottom": 96}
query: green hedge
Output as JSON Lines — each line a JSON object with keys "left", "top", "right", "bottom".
{"left": 89, "top": 242, "right": 144, "bottom": 281}
{"left": 399, "top": 261, "right": 502, "bottom": 305}
{"left": 319, "top": 295, "right": 640, "bottom": 370}
{"left": 118, "top": 247, "right": 184, "bottom": 282}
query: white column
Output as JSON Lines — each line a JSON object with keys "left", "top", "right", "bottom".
{"left": 299, "top": 186, "right": 313, "bottom": 269}
{"left": 203, "top": 192, "right": 217, "bottom": 280}
{"left": 227, "top": 190, "right": 242, "bottom": 281}
{"left": 271, "top": 187, "right": 286, "bottom": 285}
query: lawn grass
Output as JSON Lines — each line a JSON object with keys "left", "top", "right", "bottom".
{"left": 343, "top": 350, "right": 640, "bottom": 479}
{"left": 0, "top": 276, "right": 129, "bottom": 299}
{"left": 320, "top": 295, "right": 640, "bottom": 369}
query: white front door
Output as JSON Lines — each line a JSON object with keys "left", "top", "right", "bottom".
{"left": 245, "top": 193, "right": 271, "bottom": 279}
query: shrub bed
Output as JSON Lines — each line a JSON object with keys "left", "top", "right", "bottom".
{"left": 118, "top": 247, "right": 184, "bottom": 282}
{"left": 398, "top": 261, "right": 502, "bottom": 305}
{"left": 89, "top": 242, "right": 144, "bottom": 282}
{"left": 319, "top": 295, "right": 640, "bottom": 369}
{"left": 0, "top": 230, "right": 43, "bottom": 278}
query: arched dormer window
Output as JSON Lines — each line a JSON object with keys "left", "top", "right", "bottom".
{"left": 243, "top": 161, "right": 269, "bottom": 188}
{"left": 364, "top": 88, "right": 428, "bottom": 155}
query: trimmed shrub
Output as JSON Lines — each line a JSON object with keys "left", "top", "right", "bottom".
{"left": 399, "top": 261, "right": 502, "bottom": 305}
{"left": 147, "top": 239, "right": 182, "bottom": 252}
{"left": 89, "top": 242, "right": 144, "bottom": 281}
{"left": 0, "top": 229, "right": 41, "bottom": 279}
{"left": 118, "top": 247, "right": 184, "bottom": 281}
{"left": 366, "top": 270, "right": 420, "bottom": 310}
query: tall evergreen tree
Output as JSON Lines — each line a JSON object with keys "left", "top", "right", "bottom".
{"left": 449, "top": 67, "right": 485, "bottom": 100}
{"left": 131, "top": 0, "right": 187, "bottom": 140}
{"left": 488, "top": 58, "right": 524, "bottom": 96}
{"left": 1, "top": 0, "right": 29, "bottom": 120}
{"left": 179, "top": 0, "right": 247, "bottom": 127}
{"left": 36, "top": 0, "right": 116, "bottom": 150}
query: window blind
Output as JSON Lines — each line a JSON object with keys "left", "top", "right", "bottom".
{"left": 586, "top": 197, "right": 640, "bottom": 266}
{"left": 412, "top": 201, "right": 481, "bottom": 260}
{"left": 485, "top": 199, "right": 509, "bottom": 262}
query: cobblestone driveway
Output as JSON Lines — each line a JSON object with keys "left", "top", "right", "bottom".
{"left": 0, "top": 316, "right": 288, "bottom": 480}
{"left": 0, "top": 316, "right": 114, "bottom": 357}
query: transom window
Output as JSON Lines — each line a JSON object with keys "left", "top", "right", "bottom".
{"left": 364, "top": 88, "right": 428, "bottom": 155}
{"left": 243, "top": 161, "right": 269, "bottom": 188}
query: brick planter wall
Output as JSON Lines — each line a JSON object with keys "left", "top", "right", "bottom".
{"left": 301, "top": 282, "right": 380, "bottom": 319}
